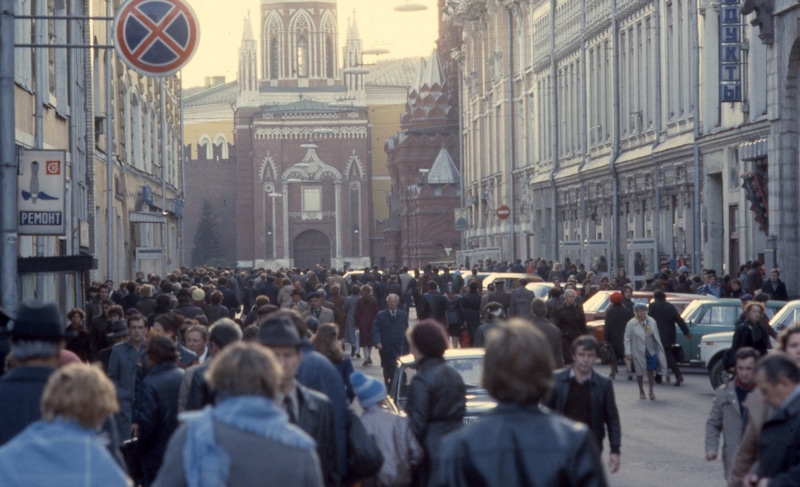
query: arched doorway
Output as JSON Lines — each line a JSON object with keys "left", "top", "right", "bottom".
{"left": 293, "top": 230, "right": 331, "bottom": 270}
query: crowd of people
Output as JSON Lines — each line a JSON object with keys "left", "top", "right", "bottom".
{"left": 0, "top": 257, "right": 795, "bottom": 486}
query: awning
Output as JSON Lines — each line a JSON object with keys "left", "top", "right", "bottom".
{"left": 129, "top": 211, "right": 165, "bottom": 224}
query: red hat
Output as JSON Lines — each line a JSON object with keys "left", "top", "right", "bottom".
{"left": 609, "top": 292, "right": 623, "bottom": 305}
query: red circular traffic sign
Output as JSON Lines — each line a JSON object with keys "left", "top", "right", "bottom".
{"left": 114, "top": 0, "right": 200, "bottom": 77}
{"left": 496, "top": 205, "right": 510, "bottom": 220}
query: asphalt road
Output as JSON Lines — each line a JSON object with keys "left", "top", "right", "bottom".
{"left": 353, "top": 349, "right": 727, "bottom": 486}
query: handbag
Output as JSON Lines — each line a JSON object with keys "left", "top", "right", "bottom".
{"left": 601, "top": 343, "right": 617, "bottom": 364}
{"left": 344, "top": 409, "right": 384, "bottom": 482}
{"left": 120, "top": 436, "right": 143, "bottom": 481}
{"left": 670, "top": 343, "right": 685, "bottom": 363}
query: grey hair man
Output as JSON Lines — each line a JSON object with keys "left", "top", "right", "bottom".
{"left": 182, "top": 319, "right": 243, "bottom": 412}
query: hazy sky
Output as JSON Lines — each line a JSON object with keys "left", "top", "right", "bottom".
{"left": 181, "top": 0, "right": 439, "bottom": 88}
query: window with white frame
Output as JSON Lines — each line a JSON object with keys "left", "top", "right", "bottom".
{"left": 132, "top": 93, "right": 143, "bottom": 170}
{"left": 199, "top": 135, "right": 212, "bottom": 159}
{"left": 143, "top": 102, "right": 151, "bottom": 172}
{"left": 214, "top": 134, "right": 228, "bottom": 160}
{"left": 302, "top": 186, "right": 322, "bottom": 212}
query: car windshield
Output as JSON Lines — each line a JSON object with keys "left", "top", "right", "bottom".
{"left": 396, "top": 356, "right": 485, "bottom": 409}
{"left": 583, "top": 292, "right": 611, "bottom": 313}
{"left": 681, "top": 300, "right": 705, "bottom": 322}
{"left": 770, "top": 304, "right": 797, "bottom": 332}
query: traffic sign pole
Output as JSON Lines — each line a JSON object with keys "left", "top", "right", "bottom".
{"left": 0, "top": 0, "right": 18, "bottom": 313}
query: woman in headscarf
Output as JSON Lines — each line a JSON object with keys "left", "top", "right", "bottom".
{"left": 624, "top": 303, "right": 667, "bottom": 400}
{"left": 355, "top": 284, "right": 380, "bottom": 366}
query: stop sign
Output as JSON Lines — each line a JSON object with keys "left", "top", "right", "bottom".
{"left": 496, "top": 205, "right": 510, "bottom": 220}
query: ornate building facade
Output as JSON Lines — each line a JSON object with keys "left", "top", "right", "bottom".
{"left": 384, "top": 50, "right": 462, "bottom": 268}
{"left": 447, "top": 0, "right": 787, "bottom": 290}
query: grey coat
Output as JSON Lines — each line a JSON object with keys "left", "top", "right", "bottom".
{"left": 343, "top": 294, "right": 360, "bottom": 344}
{"left": 107, "top": 340, "right": 146, "bottom": 437}
{"left": 705, "top": 380, "right": 745, "bottom": 478}
{"left": 623, "top": 316, "right": 667, "bottom": 376}
{"left": 152, "top": 419, "right": 324, "bottom": 487}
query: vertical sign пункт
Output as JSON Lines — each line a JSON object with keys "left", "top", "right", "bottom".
{"left": 17, "top": 150, "right": 66, "bottom": 236}
{"left": 720, "top": 0, "right": 742, "bottom": 102}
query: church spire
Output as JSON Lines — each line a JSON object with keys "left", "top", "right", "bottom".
{"left": 419, "top": 49, "right": 445, "bottom": 92}
{"left": 237, "top": 12, "right": 258, "bottom": 106}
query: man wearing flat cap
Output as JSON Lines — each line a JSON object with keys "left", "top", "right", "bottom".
{"left": 259, "top": 315, "right": 339, "bottom": 487}
{"left": 0, "top": 301, "right": 73, "bottom": 445}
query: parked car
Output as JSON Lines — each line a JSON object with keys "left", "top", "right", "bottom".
{"left": 481, "top": 272, "right": 543, "bottom": 292}
{"left": 586, "top": 293, "right": 704, "bottom": 343}
{"left": 581, "top": 290, "right": 653, "bottom": 322}
{"left": 675, "top": 298, "right": 786, "bottom": 369}
{"left": 700, "top": 299, "right": 796, "bottom": 389}
{"left": 390, "top": 349, "right": 496, "bottom": 425}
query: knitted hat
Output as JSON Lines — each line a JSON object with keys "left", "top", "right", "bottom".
{"left": 350, "top": 371, "right": 386, "bottom": 408}
{"left": 633, "top": 303, "right": 648, "bottom": 311}
{"left": 609, "top": 292, "right": 623, "bottom": 305}
{"left": 192, "top": 288, "right": 205, "bottom": 302}
{"left": 410, "top": 319, "right": 449, "bottom": 358}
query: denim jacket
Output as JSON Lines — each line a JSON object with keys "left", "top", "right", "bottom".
{"left": 0, "top": 416, "right": 130, "bottom": 486}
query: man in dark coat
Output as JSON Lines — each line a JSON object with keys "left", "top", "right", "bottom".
{"left": 530, "top": 298, "right": 564, "bottom": 367}
{"left": 487, "top": 280, "right": 512, "bottom": 316}
{"left": 373, "top": 293, "right": 409, "bottom": 386}
{"left": 546, "top": 335, "right": 621, "bottom": 475}
{"left": 183, "top": 319, "right": 242, "bottom": 411}
{"left": 648, "top": 290, "right": 690, "bottom": 386}
{"left": 761, "top": 268, "right": 789, "bottom": 301}
{"left": 749, "top": 353, "right": 800, "bottom": 486}
{"left": 0, "top": 302, "right": 71, "bottom": 446}
{"left": 173, "top": 289, "right": 209, "bottom": 325}
{"left": 555, "top": 289, "right": 587, "bottom": 365}
{"left": 423, "top": 281, "right": 449, "bottom": 324}
{"left": 259, "top": 315, "right": 340, "bottom": 487}
{"left": 509, "top": 278, "right": 535, "bottom": 319}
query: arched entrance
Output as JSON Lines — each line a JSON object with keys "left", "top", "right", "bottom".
{"left": 293, "top": 230, "right": 331, "bottom": 270}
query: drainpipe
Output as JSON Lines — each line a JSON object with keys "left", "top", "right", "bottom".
{"left": 506, "top": 6, "right": 516, "bottom": 261}
{"left": 577, "top": 0, "right": 588, "bottom": 242}
{"left": 160, "top": 78, "right": 168, "bottom": 277}
{"left": 690, "top": 0, "right": 701, "bottom": 272}
{"left": 85, "top": 0, "right": 96, "bottom": 283}
{"left": 68, "top": 5, "right": 78, "bottom": 256}
{"left": 457, "top": 62, "right": 465, "bottom": 254}
{"left": 105, "top": 0, "right": 115, "bottom": 282}
{"left": 652, "top": 0, "right": 663, "bottom": 266}
{"left": 609, "top": 0, "right": 621, "bottom": 272}
{"left": 34, "top": 0, "right": 45, "bottom": 294}
{"left": 179, "top": 74, "right": 186, "bottom": 266}
{"left": 0, "top": 0, "right": 18, "bottom": 311}
{"left": 549, "top": 0, "right": 559, "bottom": 261}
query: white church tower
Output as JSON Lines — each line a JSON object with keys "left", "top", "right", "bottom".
{"left": 342, "top": 12, "right": 366, "bottom": 106}
{"left": 237, "top": 13, "right": 259, "bottom": 107}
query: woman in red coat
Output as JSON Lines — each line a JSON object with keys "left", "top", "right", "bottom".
{"left": 355, "top": 284, "right": 379, "bottom": 366}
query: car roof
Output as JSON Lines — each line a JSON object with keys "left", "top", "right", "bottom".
{"left": 397, "top": 348, "right": 485, "bottom": 365}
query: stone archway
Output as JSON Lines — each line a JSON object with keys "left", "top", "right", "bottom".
{"left": 293, "top": 230, "right": 331, "bottom": 270}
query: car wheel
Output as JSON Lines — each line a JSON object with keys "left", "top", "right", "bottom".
{"left": 708, "top": 357, "right": 733, "bottom": 390}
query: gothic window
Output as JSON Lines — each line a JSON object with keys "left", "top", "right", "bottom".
{"left": 143, "top": 102, "right": 152, "bottom": 172}
{"left": 271, "top": 38, "right": 279, "bottom": 79}
{"left": 214, "top": 134, "right": 229, "bottom": 160}
{"left": 297, "top": 36, "right": 308, "bottom": 77}
{"left": 199, "top": 135, "right": 212, "bottom": 160}
{"left": 326, "top": 36, "right": 333, "bottom": 78}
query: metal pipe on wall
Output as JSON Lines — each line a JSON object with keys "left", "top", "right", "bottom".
{"left": 506, "top": 6, "right": 516, "bottom": 261}
{"left": 578, "top": 0, "right": 588, "bottom": 242}
{"left": 160, "top": 77, "right": 168, "bottom": 277}
{"left": 34, "top": 0, "right": 45, "bottom": 295}
{"left": 179, "top": 73, "right": 185, "bottom": 266}
{"left": 549, "top": 0, "right": 559, "bottom": 262}
{"left": 85, "top": 0, "right": 97, "bottom": 283}
{"left": 0, "top": 0, "right": 18, "bottom": 311}
{"left": 105, "top": 0, "right": 115, "bottom": 282}
{"left": 609, "top": 0, "right": 621, "bottom": 273}
{"left": 651, "top": 0, "right": 663, "bottom": 269}
{"left": 690, "top": 0, "right": 701, "bottom": 273}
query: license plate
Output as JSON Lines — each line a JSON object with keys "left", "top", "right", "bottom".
{"left": 463, "top": 416, "right": 477, "bottom": 425}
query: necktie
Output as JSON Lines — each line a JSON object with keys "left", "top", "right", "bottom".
{"left": 315, "top": 309, "right": 320, "bottom": 318}
{"left": 284, "top": 395, "right": 297, "bottom": 424}
{"left": 391, "top": 311, "right": 395, "bottom": 318}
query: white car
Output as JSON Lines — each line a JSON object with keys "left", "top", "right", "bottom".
{"left": 699, "top": 299, "right": 800, "bottom": 389}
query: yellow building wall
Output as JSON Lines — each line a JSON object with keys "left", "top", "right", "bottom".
{"left": 368, "top": 103, "right": 405, "bottom": 223}
{"left": 183, "top": 119, "right": 234, "bottom": 159}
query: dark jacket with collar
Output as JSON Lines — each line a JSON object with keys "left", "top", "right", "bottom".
{"left": 432, "top": 403, "right": 607, "bottom": 487}
{"left": 184, "top": 360, "right": 214, "bottom": 411}
{"left": 134, "top": 362, "right": 184, "bottom": 480}
{"left": 648, "top": 299, "right": 689, "bottom": 346}
{"left": 407, "top": 356, "right": 466, "bottom": 486}
{"left": 756, "top": 392, "right": 800, "bottom": 485}
{"left": 296, "top": 382, "right": 340, "bottom": 487}
{"left": 423, "top": 291, "right": 449, "bottom": 324}
{"left": 174, "top": 303, "right": 209, "bottom": 325}
{"left": 0, "top": 366, "right": 55, "bottom": 446}
{"left": 545, "top": 367, "right": 621, "bottom": 454}
{"left": 372, "top": 308, "right": 409, "bottom": 354}
{"left": 297, "top": 341, "right": 348, "bottom": 479}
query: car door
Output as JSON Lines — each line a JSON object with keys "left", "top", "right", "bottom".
{"left": 688, "top": 304, "right": 738, "bottom": 360}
